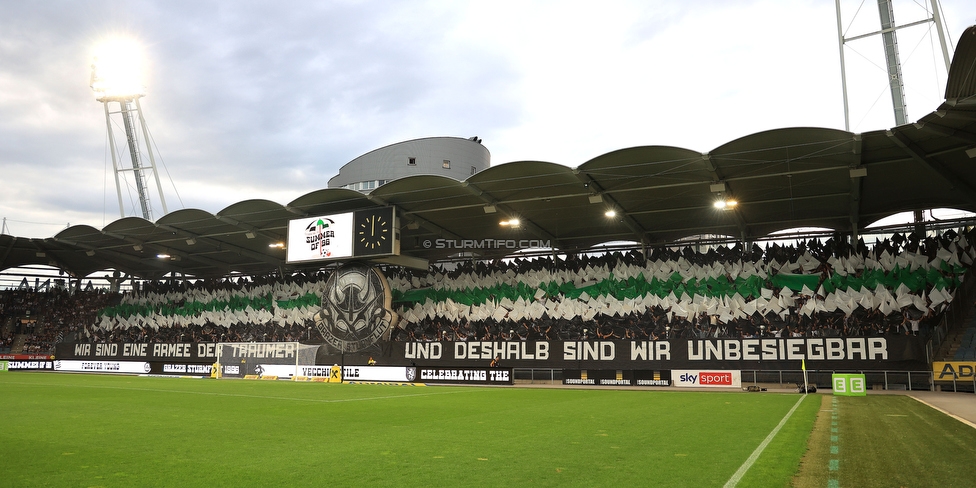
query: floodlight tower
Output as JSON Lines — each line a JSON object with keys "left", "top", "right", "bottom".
{"left": 90, "top": 40, "right": 168, "bottom": 221}
{"left": 834, "top": 0, "right": 953, "bottom": 130}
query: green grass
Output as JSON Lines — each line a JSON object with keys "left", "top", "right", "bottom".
{"left": 9, "top": 373, "right": 976, "bottom": 488}
{"left": 797, "top": 394, "right": 976, "bottom": 488}
{"left": 0, "top": 372, "right": 819, "bottom": 487}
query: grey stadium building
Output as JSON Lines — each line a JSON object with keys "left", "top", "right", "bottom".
{"left": 328, "top": 136, "right": 490, "bottom": 193}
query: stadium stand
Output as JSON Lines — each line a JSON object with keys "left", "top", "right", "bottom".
{"left": 952, "top": 323, "right": 976, "bottom": 360}
{"left": 2, "top": 229, "right": 971, "bottom": 354}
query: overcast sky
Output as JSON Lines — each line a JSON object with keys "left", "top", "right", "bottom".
{"left": 1, "top": 0, "right": 972, "bottom": 238}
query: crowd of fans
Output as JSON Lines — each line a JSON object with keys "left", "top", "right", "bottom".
{"left": 391, "top": 231, "right": 966, "bottom": 341}
{"left": 0, "top": 288, "right": 118, "bottom": 353}
{"left": 0, "top": 230, "right": 970, "bottom": 353}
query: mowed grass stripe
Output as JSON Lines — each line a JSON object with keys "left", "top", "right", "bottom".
{"left": 832, "top": 395, "right": 976, "bottom": 488}
{"left": 723, "top": 395, "right": 808, "bottom": 488}
{"left": 793, "top": 394, "right": 976, "bottom": 488}
{"left": 2, "top": 373, "right": 813, "bottom": 487}
{"left": 2, "top": 377, "right": 471, "bottom": 404}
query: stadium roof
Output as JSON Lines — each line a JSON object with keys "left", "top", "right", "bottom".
{"left": 3, "top": 25, "right": 976, "bottom": 280}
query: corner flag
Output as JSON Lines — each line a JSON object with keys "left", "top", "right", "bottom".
{"left": 801, "top": 358, "right": 809, "bottom": 394}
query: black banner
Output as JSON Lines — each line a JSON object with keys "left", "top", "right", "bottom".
{"left": 383, "top": 336, "right": 927, "bottom": 371}
{"left": 56, "top": 342, "right": 220, "bottom": 362}
{"left": 418, "top": 367, "right": 513, "bottom": 385}
{"left": 5, "top": 360, "right": 54, "bottom": 371}
{"left": 56, "top": 336, "right": 928, "bottom": 371}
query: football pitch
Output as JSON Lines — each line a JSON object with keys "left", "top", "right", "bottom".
{"left": 1, "top": 373, "right": 973, "bottom": 487}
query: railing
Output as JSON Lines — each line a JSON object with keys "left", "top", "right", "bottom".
{"left": 512, "top": 368, "right": 976, "bottom": 393}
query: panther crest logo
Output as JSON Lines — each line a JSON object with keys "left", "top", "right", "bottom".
{"left": 313, "top": 264, "right": 398, "bottom": 353}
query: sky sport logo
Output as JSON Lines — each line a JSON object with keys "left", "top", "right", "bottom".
{"left": 423, "top": 238, "right": 551, "bottom": 249}
{"left": 699, "top": 372, "right": 733, "bottom": 386}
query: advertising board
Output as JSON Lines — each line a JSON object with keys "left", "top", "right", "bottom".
{"left": 54, "top": 360, "right": 151, "bottom": 374}
{"left": 932, "top": 361, "right": 976, "bottom": 382}
{"left": 831, "top": 373, "right": 867, "bottom": 396}
{"left": 417, "top": 367, "right": 512, "bottom": 385}
{"left": 672, "top": 369, "right": 742, "bottom": 388}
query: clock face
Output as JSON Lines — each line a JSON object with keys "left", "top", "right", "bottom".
{"left": 354, "top": 207, "right": 395, "bottom": 256}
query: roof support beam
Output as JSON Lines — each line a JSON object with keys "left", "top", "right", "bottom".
{"left": 916, "top": 121, "right": 976, "bottom": 146}
{"left": 28, "top": 240, "right": 78, "bottom": 278}
{"left": 366, "top": 195, "right": 464, "bottom": 242}
{"left": 457, "top": 181, "right": 563, "bottom": 249}
{"left": 848, "top": 134, "right": 864, "bottom": 242}
{"left": 0, "top": 236, "right": 16, "bottom": 266}
{"left": 51, "top": 236, "right": 169, "bottom": 279}
{"left": 402, "top": 165, "right": 855, "bottom": 220}
{"left": 212, "top": 216, "right": 285, "bottom": 242}
{"left": 156, "top": 223, "right": 284, "bottom": 267}
{"left": 572, "top": 169, "right": 648, "bottom": 243}
{"left": 701, "top": 153, "right": 750, "bottom": 240}
{"left": 886, "top": 129, "right": 976, "bottom": 206}
{"left": 101, "top": 230, "right": 235, "bottom": 277}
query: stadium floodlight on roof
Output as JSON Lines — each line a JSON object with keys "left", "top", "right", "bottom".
{"left": 90, "top": 37, "right": 168, "bottom": 221}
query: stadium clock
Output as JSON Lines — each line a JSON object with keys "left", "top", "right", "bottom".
{"left": 353, "top": 206, "right": 395, "bottom": 256}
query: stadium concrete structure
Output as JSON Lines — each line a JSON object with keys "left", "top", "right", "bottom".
{"left": 1, "top": 26, "right": 976, "bottom": 281}
{"left": 327, "top": 136, "right": 490, "bottom": 193}
{"left": 7, "top": 26, "right": 976, "bottom": 389}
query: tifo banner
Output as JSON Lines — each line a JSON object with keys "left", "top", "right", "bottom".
{"left": 672, "top": 369, "right": 742, "bottom": 388}
{"left": 57, "top": 335, "right": 928, "bottom": 371}
{"left": 394, "top": 336, "right": 924, "bottom": 370}
{"left": 832, "top": 373, "right": 867, "bottom": 396}
{"left": 57, "top": 342, "right": 220, "bottom": 362}
{"left": 932, "top": 361, "right": 976, "bottom": 381}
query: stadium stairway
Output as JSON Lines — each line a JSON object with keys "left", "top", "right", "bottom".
{"left": 10, "top": 334, "right": 26, "bottom": 354}
{"left": 950, "top": 322, "right": 976, "bottom": 360}
{"left": 934, "top": 269, "right": 976, "bottom": 362}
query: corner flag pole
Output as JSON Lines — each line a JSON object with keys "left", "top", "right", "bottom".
{"left": 802, "top": 358, "right": 809, "bottom": 394}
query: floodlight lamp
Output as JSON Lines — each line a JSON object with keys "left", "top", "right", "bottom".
{"left": 90, "top": 38, "right": 147, "bottom": 101}
{"left": 605, "top": 209, "right": 617, "bottom": 218}
{"left": 156, "top": 253, "right": 171, "bottom": 259}
{"left": 500, "top": 218, "right": 521, "bottom": 227}
{"left": 269, "top": 242, "right": 285, "bottom": 248}
{"left": 714, "top": 199, "right": 737, "bottom": 210}
{"left": 245, "top": 231, "right": 257, "bottom": 239}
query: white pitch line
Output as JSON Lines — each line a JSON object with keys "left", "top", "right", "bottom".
{"left": 723, "top": 395, "right": 807, "bottom": 488}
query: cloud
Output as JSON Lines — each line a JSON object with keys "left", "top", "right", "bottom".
{"left": 0, "top": 0, "right": 971, "bottom": 239}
